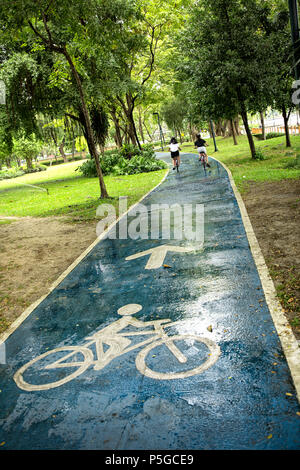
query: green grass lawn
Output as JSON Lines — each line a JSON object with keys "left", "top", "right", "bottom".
{"left": 176, "top": 133, "right": 300, "bottom": 192}
{"left": 1, "top": 134, "right": 300, "bottom": 222}
{"left": 0, "top": 160, "right": 168, "bottom": 222}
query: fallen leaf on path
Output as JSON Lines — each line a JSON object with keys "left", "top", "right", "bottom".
{"left": 163, "top": 264, "right": 172, "bottom": 268}
{"left": 207, "top": 325, "right": 213, "bottom": 332}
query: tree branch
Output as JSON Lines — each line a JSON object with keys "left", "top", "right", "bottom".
{"left": 65, "top": 112, "right": 81, "bottom": 123}
{"left": 28, "top": 20, "right": 49, "bottom": 44}
{"left": 132, "top": 21, "right": 166, "bottom": 105}
{"left": 28, "top": 16, "right": 64, "bottom": 53}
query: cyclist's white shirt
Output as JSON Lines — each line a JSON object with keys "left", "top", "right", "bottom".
{"left": 169, "top": 143, "right": 179, "bottom": 152}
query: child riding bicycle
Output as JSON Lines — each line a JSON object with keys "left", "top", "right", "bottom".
{"left": 194, "top": 133, "right": 211, "bottom": 167}
{"left": 168, "top": 137, "right": 181, "bottom": 170}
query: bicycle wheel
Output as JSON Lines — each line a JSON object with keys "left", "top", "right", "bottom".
{"left": 135, "top": 335, "right": 220, "bottom": 380}
{"left": 14, "top": 346, "right": 94, "bottom": 391}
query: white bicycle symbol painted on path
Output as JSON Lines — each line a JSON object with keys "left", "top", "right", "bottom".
{"left": 14, "top": 304, "right": 221, "bottom": 391}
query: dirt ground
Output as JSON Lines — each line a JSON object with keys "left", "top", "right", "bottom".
{"left": 242, "top": 179, "right": 300, "bottom": 340}
{"left": 0, "top": 217, "right": 97, "bottom": 332}
{"left": 0, "top": 179, "right": 299, "bottom": 340}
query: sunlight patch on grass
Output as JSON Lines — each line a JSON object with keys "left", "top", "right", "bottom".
{"left": 0, "top": 166, "right": 168, "bottom": 221}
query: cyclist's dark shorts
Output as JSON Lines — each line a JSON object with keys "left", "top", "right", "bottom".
{"left": 171, "top": 151, "right": 179, "bottom": 158}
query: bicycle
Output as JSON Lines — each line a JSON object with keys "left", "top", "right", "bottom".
{"left": 173, "top": 156, "right": 179, "bottom": 172}
{"left": 14, "top": 304, "right": 221, "bottom": 391}
{"left": 199, "top": 152, "right": 207, "bottom": 171}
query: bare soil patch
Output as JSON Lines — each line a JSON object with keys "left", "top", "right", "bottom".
{"left": 242, "top": 179, "right": 300, "bottom": 340}
{"left": 0, "top": 217, "right": 97, "bottom": 333}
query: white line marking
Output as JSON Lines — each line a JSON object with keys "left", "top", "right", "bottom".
{"left": 125, "top": 244, "right": 195, "bottom": 269}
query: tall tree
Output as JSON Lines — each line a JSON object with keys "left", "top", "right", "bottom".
{"left": 177, "top": 0, "right": 277, "bottom": 159}
{"left": 264, "top": 6, "right": 296, "bottom": 147}
{"left": 0, "top": 0, "right": 140, "bottom": 198}
{"left": 110, "top": 0, "right": 190, "bottom": 149}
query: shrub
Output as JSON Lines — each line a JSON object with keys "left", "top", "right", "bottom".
{"left": 75, "top": 158, "right": 98, "bottom": 177}
{"left": 71, "top": 154, "right": 86, "bottom": 161}
{"left": 39, "top": 157, "right": 66, "bottom": 167}
{"left": 22, "top": 164, "right": 47, "bottom": 173}
{"left": 253, "top": 149, "right": 265, "bottom": 160}
{"left": 0, "top": 167, "right": 25, "bottom": 180}
{"left": 76, "top": 144, "right": 167, "bottom": 177}
{"left": 113, "top": 154, "right": 166, "bottom": 175}
{"left": 41, "top": 155, "right": 88, "bottom": 166}
{"left": 253, "top": 133, "right": 264, "bottom": 140}
{"left": 266, "top": 132, "right": 285, "bottom": 139}
{"left": 120, "top": 143, "right": 141, "bottom": 159}
{"left": 254, "top": 132, "right": 285, "bottom": 140}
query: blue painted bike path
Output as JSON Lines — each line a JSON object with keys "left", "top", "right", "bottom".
{"left": 0, "top": 153, "right": 299, "bottom": 450}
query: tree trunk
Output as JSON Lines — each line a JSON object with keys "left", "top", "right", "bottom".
{"left": 63, "top": 47, "right": 108, "bottom": 198}
{"left": 230, "top": 119, "right": 238, "bottom": 145}
{"left": 71, "top": 128, "right": 75, "bottom": 159}
{"left": 221, "top": 120, "right": 227, "bottom": 137}
{"left": 260, "top": 111, "right": 266, "bottom": 140}
{"left": 214, "top": 120, "right": 222, "bottom": 136}
{"left": 282, "top": 105, "right": 291, "bottom": 148}
{"left": 59, "top": 137, "right": 67, "bottom": 162}
{"left": 49, "top": 129, "right": 58, "bottom": 161}
{"left": 234, "top": 116, "right": 242, "bottom": 136}
{"left": 118, "top": 93, "right": 142, "bottom": 149}
{"left": 143, "top": 120, "right": 153, "bottom": 142}
{"left": 5, "top": 157, "right": 12, "bottom": 168}
{"left": 127, "top": 118, "right": 138, "bottom": 146}
{"left": 138, "top": 108, "right": 145, "bottom": 144}
{"left": 124, "top": 125, "right": 130, "bottom": 145}
{"left": 25, "top": 157, "right": 33, "bottom": 170}
{"left": 110, "top": 107, "right": 123, "bottom": 148}
{"left": 215, "top": 119, "right": 228, "bottom": 137}
{"left": 240, "top": 105, "right": 256, "bottom": 159}
{"left": 127, "top": 104, "right": 141, "bottom": 149}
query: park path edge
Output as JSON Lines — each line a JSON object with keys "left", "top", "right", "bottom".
{"left": 0, "top": 169, "right": 169, "bottom": 345}
{"left": 209, "top": 154, "right": 300, "bottom": 403}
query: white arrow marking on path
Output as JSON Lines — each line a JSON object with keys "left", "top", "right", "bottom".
{"left": 125, "top": 244, "right": 195, "bottom": 270}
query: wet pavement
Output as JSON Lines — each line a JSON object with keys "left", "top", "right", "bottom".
{"left": 0, "top": 153, "right": 299, "bottom": 450}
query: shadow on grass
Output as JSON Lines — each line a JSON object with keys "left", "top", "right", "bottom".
{"left": 42, "top": 195, "right": 122, "bottom": 222}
